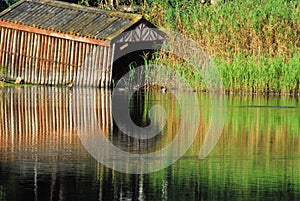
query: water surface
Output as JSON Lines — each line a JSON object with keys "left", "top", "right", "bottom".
{"left": 0, "top": 86, "right": 299, "bottom": 200}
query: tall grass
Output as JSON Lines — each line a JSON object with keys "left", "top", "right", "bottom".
{"left": 146, "top": 0, "right": 300, "bottom": 94}
{"left": 147, "top": 0, "right": 299, "bottom": 57}
{"left": 215, "top": 51, "right": 300, "bottom": 94}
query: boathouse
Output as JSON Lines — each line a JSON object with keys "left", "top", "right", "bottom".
{"left": 0, "top": 0, "right": 165, "bottom": 87}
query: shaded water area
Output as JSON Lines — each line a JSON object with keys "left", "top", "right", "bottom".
{"left": 0, "top": 86, "right": 299, "bottom": 200}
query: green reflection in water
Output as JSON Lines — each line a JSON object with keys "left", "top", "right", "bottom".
{"left": 0, "top": 86, "right": 299, "bottom": 200}
{"left": 138, "top": 93, "right": 300, "bottom": 200}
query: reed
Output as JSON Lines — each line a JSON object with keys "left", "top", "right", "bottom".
{"left": 215, "top": 51, "right": 300, "bottom": 94}
{"left": 146, "top": 0, "right": 299, "bottom": 94}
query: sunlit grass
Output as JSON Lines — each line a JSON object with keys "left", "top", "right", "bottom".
{"left": 146, "top": 0, "right": 300, "bottom": 94}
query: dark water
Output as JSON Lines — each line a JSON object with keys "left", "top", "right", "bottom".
{"left": 0, "top": 86, "right": 299, "bottom": 201}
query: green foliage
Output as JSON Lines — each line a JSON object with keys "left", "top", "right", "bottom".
{"left": 76, "top": 0, "right": 148, "bottom": 9}
{"left": 149, "top": 0, "right": 299, "bottom": 57}
{"left": 0, "top": 186, "right": 5, "bottom": 201}
{"left": 0, "top": 0, "right": 19, "bottom": 11}
{"left": 215, "top": 51, "right": 300, "bottom": 94}
{"left": 0, "top": 64, "right": 7, "bottom": 77}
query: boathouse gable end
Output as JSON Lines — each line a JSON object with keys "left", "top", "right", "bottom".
{"left": 113, "top": 20, "right": 165, "bottom": 43}
{"left": 0, "top": 0, "right": 164, "bottom": 87}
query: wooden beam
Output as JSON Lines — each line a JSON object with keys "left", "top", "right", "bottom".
{"left": 0, "top": 20, "right": 110, "bottom": 47}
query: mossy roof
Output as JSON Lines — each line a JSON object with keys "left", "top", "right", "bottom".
{"left": 0, "top": 0, "right": 143, "bottom": 41}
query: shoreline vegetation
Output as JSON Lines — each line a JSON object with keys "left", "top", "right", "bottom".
{"left": 148, "top": 0, "right": 299, "bottom": 95}
{"left": 1, "top": 0, "right": 299, "bottom": 95}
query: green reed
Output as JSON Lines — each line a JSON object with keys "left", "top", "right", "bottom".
{"left": 147, "top": 0, "right": 299, "bottom": 94}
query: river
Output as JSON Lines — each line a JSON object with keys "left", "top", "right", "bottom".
{"left": 0, "top": 86, "right": 299, "bottom": 200}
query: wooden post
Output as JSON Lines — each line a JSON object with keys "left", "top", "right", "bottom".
{"left": 41, "top": 36, "right": 48, "bottom": 84}
{"left": 31, "top": 34, "right": 37, "bottom": 83}
{"left": 92, "top": 45, "right": 99, "bottom": 87}
{"left": 95, "top": 46, "right": 99, "bottom": 87}
{"left": 83, "top": 43, "right": 89, "bottom": 86}
{"left": 34, "top": 34, "right": 41, "bottom": 84}
{"left": 69, "top": 40, "right": 75, "bottom": 85}
{"left": 102, "top": 46, "right": 107, "bottom": 88}
{"left": 49, "top": 37, "right": 55, "bottom": 85}
{"left": 109, "top": 43, "right": 115, "bottom": 87}
{"left": 73, "top": 41, "right": 79, "bottom": 86}
{"left": 105, "top": 47, "right": 110, "bottom": 88}
{"left": 39, "top": 35, "right": 44, "bottom": 84}
{"left": 59, "top": 38, "right": 65, "bottom": 85}
{"left": 28, "top": 32, "right": 34, "bottom": 83}
{"left": 24, "top": 32, "right": 31, "bottom": 82}
{"left": 18, "top": 31, "right": 25, "bottom": 80}
{"left": 10, "top": 30, "right": 17, "bottom": 78}
{"left": 5, "top": 29, "right": 11, "bottom": 75}
{"left": 0, "top": 27, "right": 5, "bottom": 65}
{"left": 87, "top": 44, "right": 93, "bottom": 86}
{"left": 99, "top": 46, "right": 104, "bottom": 87}
{"left": 65, "top": 39, "right": 70, "bottom": 85}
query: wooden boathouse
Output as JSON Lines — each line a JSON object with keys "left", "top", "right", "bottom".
{"left": 0, "top": 0, "right": 165, "bottom": 87}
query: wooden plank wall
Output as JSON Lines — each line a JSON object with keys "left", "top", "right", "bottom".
{"left": 0, "top": 27, "right": 113, "bottom": 87}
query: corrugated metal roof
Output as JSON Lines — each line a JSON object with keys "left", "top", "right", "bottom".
{"left": 0, "top": 0, "right": 143, "bottom": 41}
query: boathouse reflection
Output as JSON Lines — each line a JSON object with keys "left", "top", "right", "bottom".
{"left": 0, "top": 86, "right": 173, "bottom": 200}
